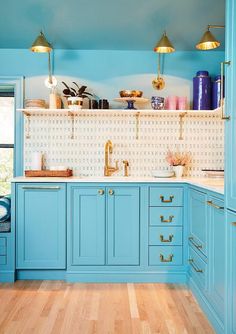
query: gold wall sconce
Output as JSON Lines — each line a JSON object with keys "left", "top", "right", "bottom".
{"left": 153, "top": 32, "right": 175, "bottom": 90}
{"left": 30, "top": 31, "right": 57, "bottom": 88}
{"left": 196, "top": 25, "right": 225, "bottom": 50}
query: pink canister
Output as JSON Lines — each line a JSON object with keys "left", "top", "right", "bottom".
{"left": 177, "top": 96, "right": 188, "bottom": 110}
{"left": 165, "top": 96, "right": 178, "bottom": 110}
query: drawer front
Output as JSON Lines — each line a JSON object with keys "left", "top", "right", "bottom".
{"left": 189, "top": 247, "right": 207, "bottom": 291}
{"left": 0, "top": 237, "right": 6, "bottom": 256}
{"left": 149, "top": 207, "right": 183, "bottom": 226}
{"left": 149, "top": 226, "right": 183, "bottom": 246}
{"left": 150, "top": 187, "right": 183, "bottom": 207}
{"left": 0, "top": 256, "right": 6, "bottom": 265}
{"left": 149, "top": 246, "right": 183, "bottom": 266}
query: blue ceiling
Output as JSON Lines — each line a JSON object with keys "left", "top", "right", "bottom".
{"left": 0, "top": 0, "right": 225, "bottom": 50}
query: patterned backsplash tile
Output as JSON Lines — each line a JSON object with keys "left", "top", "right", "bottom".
{"left": 24, "top": 112, "right": 224, "bottom": 177}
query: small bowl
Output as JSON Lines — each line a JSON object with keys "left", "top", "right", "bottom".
{"left": 119, "top": 90, "right": 143, "bottom": 98}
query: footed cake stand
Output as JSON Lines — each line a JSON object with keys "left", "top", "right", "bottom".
{"left": 114, "top": 97, "right": 149, "bottom": 110}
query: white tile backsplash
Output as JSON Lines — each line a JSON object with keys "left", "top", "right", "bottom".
{"left": 24, "top": 112, "right": 224, "bottom": 177}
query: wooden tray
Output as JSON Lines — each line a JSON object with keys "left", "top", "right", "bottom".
{"left": 25, "top": 169, "right": 73, "bottom": 177}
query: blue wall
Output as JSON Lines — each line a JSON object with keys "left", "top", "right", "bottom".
{"left": 0, "top": 49, "right": 224, "bottom": 106}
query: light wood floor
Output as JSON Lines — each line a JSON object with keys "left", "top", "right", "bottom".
{"left": 0, "top": 281, "right": 214, "bottom": 334}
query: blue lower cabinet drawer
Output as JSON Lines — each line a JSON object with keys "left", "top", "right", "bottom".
{"left": 0, "top": 237, "right": 6, "bottom": 256}
{"left": 149, "top": 246, "right": 183, "bottom": 266}
{"left": 149, "top": 187, "right": 183, "bottom": 207}
{"left": 149, "top": 207, "right": 183, "bottom": 226}
{"left": 149, "top": 226, "right": 183, "bottom": 246}
{"left": 0, "top": 256, "right": 6, "bottom": 265}
{"left": 189, "top": 247, "right": 207, "bottom": 291}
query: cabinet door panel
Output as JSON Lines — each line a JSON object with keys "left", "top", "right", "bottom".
{"left": 189, "top": 189, "right": 207, "bottom": 257}
{"left": 71, "top": 187, "right": 105, "bottom": 265}
{"left": 107, "top": 187, "right": 140, "bottom": 265}
{"left": 225, "top": 0, "right": 236, "bottom": 211}
{"left": 16, "top": 183, "right": 66, "bottom": 269}
{"left": 227, "top": 210, "right": 236, "bottom": 334}
{"left": 209, "top": 197, "right": 225, "bottom": 324}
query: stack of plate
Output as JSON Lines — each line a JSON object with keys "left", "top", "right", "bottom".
{"left": 152, "top": 170, "right": 175, "bottom": 178}
{"left": 202, "top": 169, "right": 224, "bottom": 178}
{"left": 25, "top": 99, "right": 46, "bottom": 109}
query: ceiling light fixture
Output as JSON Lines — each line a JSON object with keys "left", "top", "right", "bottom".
{"left": 30, "top": 31, "right": 57, "bottom": 88}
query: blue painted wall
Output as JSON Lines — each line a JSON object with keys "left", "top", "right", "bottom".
{"left": 0, "top": 49, "right": 224, "bottom": 106}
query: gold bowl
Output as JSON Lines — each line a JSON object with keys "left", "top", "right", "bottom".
{"left": 119, "top": 90, "right": 143, "bottom": 98}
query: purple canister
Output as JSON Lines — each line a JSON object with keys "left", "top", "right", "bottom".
{"left": 212, "top": 75, "right": 224, "bottom": 109}
{"left": 193, "top": 71, "right": 212, "bottom": 110}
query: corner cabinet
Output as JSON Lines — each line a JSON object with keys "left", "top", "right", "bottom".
{"left": 16, "top": 183, "right": 66, "bottom": 269}
{"left": 225, "top": 0, "right": 236, "bottom": 212}
{"left": 67, "top": 185, "right": 140, "bottom": 267}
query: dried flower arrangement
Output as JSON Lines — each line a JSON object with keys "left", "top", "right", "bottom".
{"left": 166, "top": 150, "right": 191, "bottom": 166}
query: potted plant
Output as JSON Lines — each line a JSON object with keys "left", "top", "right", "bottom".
{"left": 62, "top": 81, "right": 93, "bottom": 110}
{"left": 166, "top": 150, "right": 191, "bottom": 177}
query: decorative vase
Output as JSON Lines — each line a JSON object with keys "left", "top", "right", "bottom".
{"left": 67, "top": 97, "right": 83, "bottom": 111}
{"left": 193, "top": 71, "right": 212, "bottom": 110}
{"left": 173, "top": 165, "right": 184, "bottom": 178}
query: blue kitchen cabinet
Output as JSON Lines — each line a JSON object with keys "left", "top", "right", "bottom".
{"left": 0, "top": 233, "right": 15, "bottom": 282}
{"left": 226, "top": 210, "right": 236, "bottom": 334}
{"left": 69, "top": 187, "right": 106, "bottom": 265}
{"left": 207, "top": 196, "right": 226, "bottom": 330}
{"left": 188, "top": 188, "right": 208, "bottom": 257}
{"left": 16, "top": 183, "right": 66, "bottom": 269}
{"left": 107, "top": 187, "right": 140, "bottom": 265}
{"left": 225, "top": 0, "right": 236, "bottom": 212}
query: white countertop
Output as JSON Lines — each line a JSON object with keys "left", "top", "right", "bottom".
{"left": 11, "top": 176, "right": 224, "bottom": 195}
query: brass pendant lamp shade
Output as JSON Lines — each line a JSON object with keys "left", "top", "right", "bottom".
{"left": 196, "top": 29, "right": 220, "bottom": 50}
{"left": 30, "top": 31, "right": 52, "bottom": 53}
{"left": 154, "top": 32, "right": 175, "bottom": 53}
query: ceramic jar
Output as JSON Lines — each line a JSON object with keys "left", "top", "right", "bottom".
{"left": 67, "top": 97, "right": 83, "bottom": 111}
{"left": 173, "top": 165, "right": 184, "bottom": 178}
{"left": 193, "top": 71, "right": 212, "bottom": 110}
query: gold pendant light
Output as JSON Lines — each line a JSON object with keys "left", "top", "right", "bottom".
{"left": 153, "top": 31, "right": 175, "bottom": 53}
{"left": 152, "top": 31, "right": 175, "bottom": 90}
{"left": 196, "top": 25, "right": 224, "bottom": 50}
{"left": 30, "top": 31, "right": 57, "bottom": 88}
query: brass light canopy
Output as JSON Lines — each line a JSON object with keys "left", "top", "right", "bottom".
{"left": 196, "top": 25, "right": 225, "bottom": 50}
{"left": 30, "top": 31, "right": 57, "bottom": 88}
{"left": 152, "top": 31, "right": 175, "bottom": 90}
{"left": 154, "top": 31, "right": 175, "bottom": 53}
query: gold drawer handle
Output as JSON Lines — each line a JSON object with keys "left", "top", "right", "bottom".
{"left": 160, "top": 195, "right": 174, "bottom": 203}
{"left": 109, "top": 189, "right": 114, "bottom": 195}
{"left": 160, "top": 234, "right": 174, "bottom": 243}
{"left": 189, "top": 236, "right": 202, "bottom": 250}
{"left": 160, "top": 254, "right": 174, "bottom": 263}
{"left": 98, "top": 189, "right": 104, "bottom": 195}
{"left": 206, "top": 200, "right": 224, "bottom": 210}
{"left": 232, "top": 222, "right": 236, "bottom": 226}
{"left": 189, "top": 259, "right": 203, "bottom": 273}
{"left": 160, "top": 215, "right": 174, "bottom": 223}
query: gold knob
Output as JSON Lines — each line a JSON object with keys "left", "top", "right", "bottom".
{"left": 98, "top": 189, "right": 104, "bottom": 195}
{"left": 109, "top": 189, "right": 114, "bottom": 195}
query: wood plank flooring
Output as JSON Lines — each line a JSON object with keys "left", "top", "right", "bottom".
{"left": 0, "top": 282, "right": 214, "bottom": 334}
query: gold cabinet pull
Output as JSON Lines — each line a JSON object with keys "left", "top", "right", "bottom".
{"left": 189, "top": 259, "right": 203, "bottom": 273}
{"left": 160, "top": 234, "right": 174, "bottom": 243}
{"left": 160, "top": 215, "right": 174, "bottom": 223}
{"left": 160, "top": 254, "right": 174, "bottom": 263}
{"left": 160, "top": 195, "right": 174, "bottom": 203}
{"left": 188, "top": 236, "right": 202, "bottom": 250}
{"left": 98, "top": 189, "right": 104, "bottom": 195}
{"left": 206, "top": 200, "right": 224, "bottom": 210}
{"left": 109, "top": 189, "right": 114, "bottom": 195}
{"left": 232, "top": 222, "right": 236, "bottom": 226}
